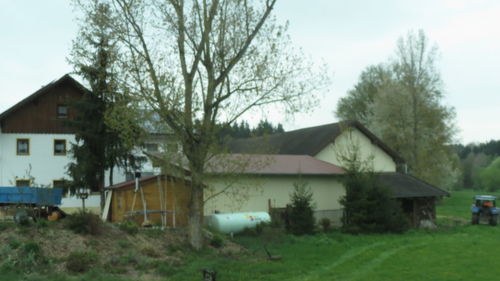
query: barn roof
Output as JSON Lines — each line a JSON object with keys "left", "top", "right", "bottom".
{"left": 205, "top": 154, "right": 345, "bottom": 176}
{"left": 225, "top": 120, "right": 404, "bottom": 163}
{"left": 145, "top": 152, "right": 345, "bottom": 176}
{"left": 377, "top": 172, "right": 449, "bottom": 198}
{"left": 0, "top": 74, "right": 88, "bottom": 121}
{"left": 106, "top": 175, "right": 161, "bottom": 190}
{"left": 106, "top": 172, "right": 194, "bottom": 190}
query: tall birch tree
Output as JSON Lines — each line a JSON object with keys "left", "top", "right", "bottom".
{"left": 336, "top": 30, "right": 457, "bottom": 187}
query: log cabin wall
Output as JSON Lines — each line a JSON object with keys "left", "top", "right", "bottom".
{"left": 1, "top": 79, "right": 83, "bottom": 134}
{"left": 110, "top": 175, "right": 192, "bottom": 227}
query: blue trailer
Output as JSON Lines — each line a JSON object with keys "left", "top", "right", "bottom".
{"left": 0, "top": 187, "right": 63, "bottom": 222}
{"left": 0, "top": 187, "right": 62, "bottom": 206}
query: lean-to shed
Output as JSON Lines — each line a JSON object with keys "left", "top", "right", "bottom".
{"left": 377, "top": 172, "right": 449, "bottom": 226}
{"left": 106, "top": 174, "right": 192, "bottom": 227}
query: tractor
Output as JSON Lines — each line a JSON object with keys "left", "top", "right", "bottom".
{"left": 471, "top": 195, "right": 498, "bottom": 226}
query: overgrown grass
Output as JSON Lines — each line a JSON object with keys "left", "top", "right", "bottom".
{"left": 3, "top": 190, "right": 500, "bottom": 280}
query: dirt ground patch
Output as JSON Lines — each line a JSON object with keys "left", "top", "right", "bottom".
{"left": 0, "top": 219, "right": 243, "bottom": 278}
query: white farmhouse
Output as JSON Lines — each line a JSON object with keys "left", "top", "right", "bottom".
{"left": 0, "top": 75, "right": 159, "bottom": 213}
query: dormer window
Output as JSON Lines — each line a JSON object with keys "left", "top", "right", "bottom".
{"left": 57, "top": 104, "right": 68, "bottom": 118}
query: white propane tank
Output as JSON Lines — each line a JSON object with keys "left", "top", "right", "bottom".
{"left": 206, "top": 212, "right": 271, "bottom": 234}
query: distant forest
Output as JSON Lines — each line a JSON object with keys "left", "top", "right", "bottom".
{"left": 217, "top": 120, "right": 284, "bottom": 139}
{"left": 454, "top": 140, "right": 500, "bottom": 191}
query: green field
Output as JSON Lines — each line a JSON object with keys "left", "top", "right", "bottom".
{"left": 4, "top": 190, "right": 500, "bottom": 281}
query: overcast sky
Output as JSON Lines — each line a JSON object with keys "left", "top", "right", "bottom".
{"left": 1, "top": 0, "right": 498, "bottom": 144}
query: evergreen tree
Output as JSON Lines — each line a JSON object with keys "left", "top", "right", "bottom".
{"left": 67, "top": 0, "right": 141, "bottom": 203}
{"left": 340, "top": 172, "right": 409, "bottom": 234}
{"left": 287, "top": 180, "right": 315, "bottom": 235}
{"left": 216, "top": 120, "right": 285, "bottom": 140}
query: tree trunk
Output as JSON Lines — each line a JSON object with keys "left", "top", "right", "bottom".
{"left": 188, "top": 176, "right": 205, "bottom": 250}
{"left": 99, "top": 169, "right": 106, "bottom": 211}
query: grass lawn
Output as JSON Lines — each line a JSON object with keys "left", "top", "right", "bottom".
{"left": 437, "top": 189, "right": 500, "bottom": 219}
{"left": 169, "top": 226, "right": 500, "bottom": 281}
{"left": 4, "top": 190, "right": 500, "bottom": 281}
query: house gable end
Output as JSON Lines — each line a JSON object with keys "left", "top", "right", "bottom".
{"left": 314, "top": 126, "right": 398, "bottom": 172}
{"left": 0, "top": 75, "right": 87, "bottom": 134}
{"left": 225, "top": 121, "right": 403, "bottom": 167}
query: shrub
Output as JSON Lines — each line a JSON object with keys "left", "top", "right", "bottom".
{"left": 65, "top": 251, "right": 98, "bottom": 273}
{"left": 117, "top": 240, "right": 132, "bottom": 249}
{"left": 0, "top": 222, "right": 11, "bottom": 231}
{"left": 119, "top": 221, "right": 138, "bottom": 235}
{"left": 210, "top": 236, "right": 224, "bottom": 248}
{"left": 6, "top": 241, "right": 48, "bottom": 272}
{"left": 8, "top": 238, "right": 21, "bottom": 249}
{"left": 118, "top": 251, "right": 138, "bottom": 266}
{"left": 23, "top": 241, "right": 41, "bottom": 258}
{"left": 64, "top": 210, "right": 102, "bottom": 235}
{"left": 287, "top": 180, "right": 315, "bottom": 235}
{"left": 319, "top": 218, "right": 331, "bottom": 232}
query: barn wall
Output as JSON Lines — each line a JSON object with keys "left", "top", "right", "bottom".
{"left": 204, "top": 175, "right": 345, "bottom": 221}
{"left": 110, "top": 176, "right": 191, "bottom": 227}
{"left": 315, "top": 128, "right": 397, "bottom": 172}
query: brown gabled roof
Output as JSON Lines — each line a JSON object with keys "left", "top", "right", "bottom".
{"left": 377, "top": 172, "right": 449, "bottom": 198}
{"left": 0, "top": 74, "right": 88, "bottom": 121}
{"left": 225, "top": 120, "right": 404, "bottom": 163}
{"left": 145, "top": 152, "right": 345, "bottom": 176}
{"left": 106, "top": 172, "right": 195, "bottom": 190}
{"left": 205, "top": 154, "right": 345, "bottom": 176}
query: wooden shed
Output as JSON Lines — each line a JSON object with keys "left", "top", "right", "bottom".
{"left": 378, "top": 172, "right": 450, "bottom": 227}
{"left": 106, "top": 174, "right": 192, "bottom": 227}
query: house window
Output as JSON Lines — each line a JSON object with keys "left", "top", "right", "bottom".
{"left": 16, "top": 139, "right": 30, "bottom": 155}
{"left": 16, "top": 179, "right": 30, "bottom": 187}
{"left": 56, "top": 104, "right": 68, "bottom": 118}
{"left": 144, "top": 143, "right": 159, "bottom": 152}
{"left": 54, "top": 139, "right": 67, "bottom": 155}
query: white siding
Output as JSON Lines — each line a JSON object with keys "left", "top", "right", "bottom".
{"left": 204, "top": 175, "right": 345, "bottom": 214}
{"left": 0, "top": 133, "right": 75, "bottom": 186}
{"left": 314, "top": 128, "right": 397, "bottom": 172}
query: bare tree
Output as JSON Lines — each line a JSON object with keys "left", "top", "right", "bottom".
{"left": 72, "top": 0, "right": 327, "bottom": 249}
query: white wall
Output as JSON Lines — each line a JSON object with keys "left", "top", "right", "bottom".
{"left": 0, "top": 133, "right": 75, "bottom": 186}
{"left": 314, "top": 128, "right": 397, "bottom": 172}
{"left": 204, "top": 175, "right": 345, "bottom": 214}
